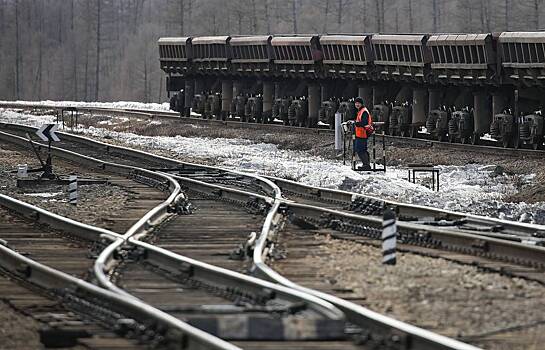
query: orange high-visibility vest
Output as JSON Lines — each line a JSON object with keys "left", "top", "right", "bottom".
{"left": 355, "top": 107, "right": 373, "bottom": 138}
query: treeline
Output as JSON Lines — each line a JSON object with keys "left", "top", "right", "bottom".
{"left": 0, "top": 0, "right": 543, "bottom": 103}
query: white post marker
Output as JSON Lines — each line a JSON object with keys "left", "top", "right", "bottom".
{"left": 17, "top": 164, "right": 28, "bottom": 178}
{"left": 334, "top": 112, "right": 342, "bottom": 150}
{"left": 68, "top": 175, "right": 78, "bottom": 205}
{"left": 382, "top": 207, "right": 397, "bottom": 265}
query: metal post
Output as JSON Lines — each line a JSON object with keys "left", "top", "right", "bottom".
{"left": 335, "top": 113, "right": 342, "bottom": 151}
{"left": 382, "top": 134, "right": 386, "bottom": 172}
{"left": 372, "top": 134, "right": 376, "bottom": 171}
{"left": 68, "top": 175, "right": 78, "bottom": 205}
{"left": 382, "top": 208, "right": 397, "bottom": 265}
{"left": 351, "top": 127, "right": 356, "bottom": 170}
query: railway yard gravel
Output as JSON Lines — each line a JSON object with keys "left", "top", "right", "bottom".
{"left": 0, "top": 144, "right": 132, "bottom": 228}
{"left": 273, "top": 234, "right": 545, "bottom": 350}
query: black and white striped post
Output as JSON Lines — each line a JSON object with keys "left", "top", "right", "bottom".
{"left": 382, "top": 207, "right": 397, "bottom": 265}
{"left": 68, "top": 175, "right": 78, "bottom": 205}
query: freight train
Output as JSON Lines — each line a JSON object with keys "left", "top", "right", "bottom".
{"left": 158, "top": 32, "right": 545, "bottom": 149}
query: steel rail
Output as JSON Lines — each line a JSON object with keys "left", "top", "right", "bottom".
{"left": 2, "top": 101, "right": 545, "bottom": 157}
{"left": 2, "top": 121, "right": 541, "bottom": 348}
{"left": 0, "top": 199, "right": 240, "bottom": 350}
{"left": 0, "top": 126, "right": 348, "bottom": 341}
{"left": 1, "top": 122, "right": 282, "bottom": 199}
{"left": 252, "top": 201, "right": 485, "bottom": 350}
{"left": 161, "top": 173, "right": 484, "bottom": 349}
{"left": 4, "top": 121, "right": 544, "bottom": 243}
{"left": 265, "top": 175, "right": 545, "bottom": 241}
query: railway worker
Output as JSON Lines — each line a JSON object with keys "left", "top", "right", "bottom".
{"left": 352, "top": 97, "right": 373, "bottom": 171}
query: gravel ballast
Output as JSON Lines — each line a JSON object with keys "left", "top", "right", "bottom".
{"left": 273, "top": 233, "right": 545, "bottom": 350}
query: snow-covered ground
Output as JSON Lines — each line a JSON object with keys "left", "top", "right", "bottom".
{"left": 1, "top": 108, "right": 544, "bottom": 224}
{"left": 0, "top": 100, "right": 171, "bottom": 113}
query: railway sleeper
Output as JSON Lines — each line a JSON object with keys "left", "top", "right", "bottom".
{"left": 131, "top": 261, "right": 345, "bottom": 341}
{"left": 289, "top": 210, "right": 545, "bottom": 272}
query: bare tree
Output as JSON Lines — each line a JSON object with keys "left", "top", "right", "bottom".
{"left": 14, "top": 0, "right": 20, "bottom": 99}
{"left": 292, "top": 0, "right": 298, "bottom": 33}
{"left": 95, "top": 0, "right": 101, "bottom": 101}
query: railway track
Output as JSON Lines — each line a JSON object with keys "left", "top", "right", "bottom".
{"left": 0, "top": 203, "right": 150, "bottom": 349}
{"left": 2, "top": 119, "right": 542, "bottom": 345}
{"left": 2, "top": 122, "right": 544, "bottom": 277}
{"left": 2, "top": 102, "right": 545, "bottom": 157}
{"left": 2, "top": 121, "right": 543, "bottom": 244}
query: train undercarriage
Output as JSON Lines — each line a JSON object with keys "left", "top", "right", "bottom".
{"left": 167, "top": 75, "right": 545, "bottom": 150}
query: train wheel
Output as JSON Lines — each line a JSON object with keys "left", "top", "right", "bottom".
{"left": 532, "top": 140, "right": 543, "bottom": 150}
{"left": 437, "top": 133, "right": 445, "bottom": 142}
{"left": 470, "top": 134, "right": 479, "bottom": 145}
{"left": 448, "top": 134, "right": 455, "bottom": 143}
{"left": 502, "top": 137, "right": 511, "bottom": 148}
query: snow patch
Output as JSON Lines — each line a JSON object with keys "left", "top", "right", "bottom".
{"left": 2, "top": 107, "right": 544, "bottom": 224}
{"left": 0, "top": 100, "right": 171, "bottom": 113}
{"left": 24, "top": 192, "right": 63, "bottom": 198}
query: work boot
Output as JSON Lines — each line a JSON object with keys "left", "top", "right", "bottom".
{"left": 360, "top": 152, "right": 371, "bottom": 168}
{"left": 357, "top": 165, "right": 372, "bottom": 171}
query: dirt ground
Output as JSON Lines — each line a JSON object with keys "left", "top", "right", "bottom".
{"left": 0, "top": 298, "right": 43, "bottom": 349}
{"left": 0, "top": 143, "right": 133, "bottom": 228}
{"left": 273, "top": 233, "right": 545, "bottom": 350}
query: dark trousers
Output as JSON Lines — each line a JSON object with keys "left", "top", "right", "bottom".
{"left": 354, "top": 137, "right": 370, "bottom": 167}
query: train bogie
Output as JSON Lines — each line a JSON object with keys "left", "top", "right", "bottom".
{"left": 288, "top": 99, "right": 308, "bottom": 127}
{"left": 245, "top": 97, "right": 264, "bottom": 123}
{"left": 204, "top": 94, "right": 222, "bottom": 119}
{"left": 372, "top": 104, "right": 391, "bottom": 133}
{"left": 273, "top": 98, "right": 292, "bottom": 125}
{"left": 231, "top": 95, "right": 247, "bottom": 121}
{"left": 448, "top": 111, "right": 474, "bottom": 143}
{"left": 389, "top": 105, "right": 412, "bottom": 137}
{"left": 426, "top": 109, "right": 449, "bottom": 141}
{"left": 192, "top": 94, "right": 207, "bottom": 116}
{"left": 518, "top": 113, "right": 544, "bottom": 150}
{"left": 490, "top": 113, "right": 516, "bottom": 148}
{"left": 318, "top": 100, "right": 339, "bottom": 129}
{"left": 338, "top": 101, "right": 357, "bottom": 123}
